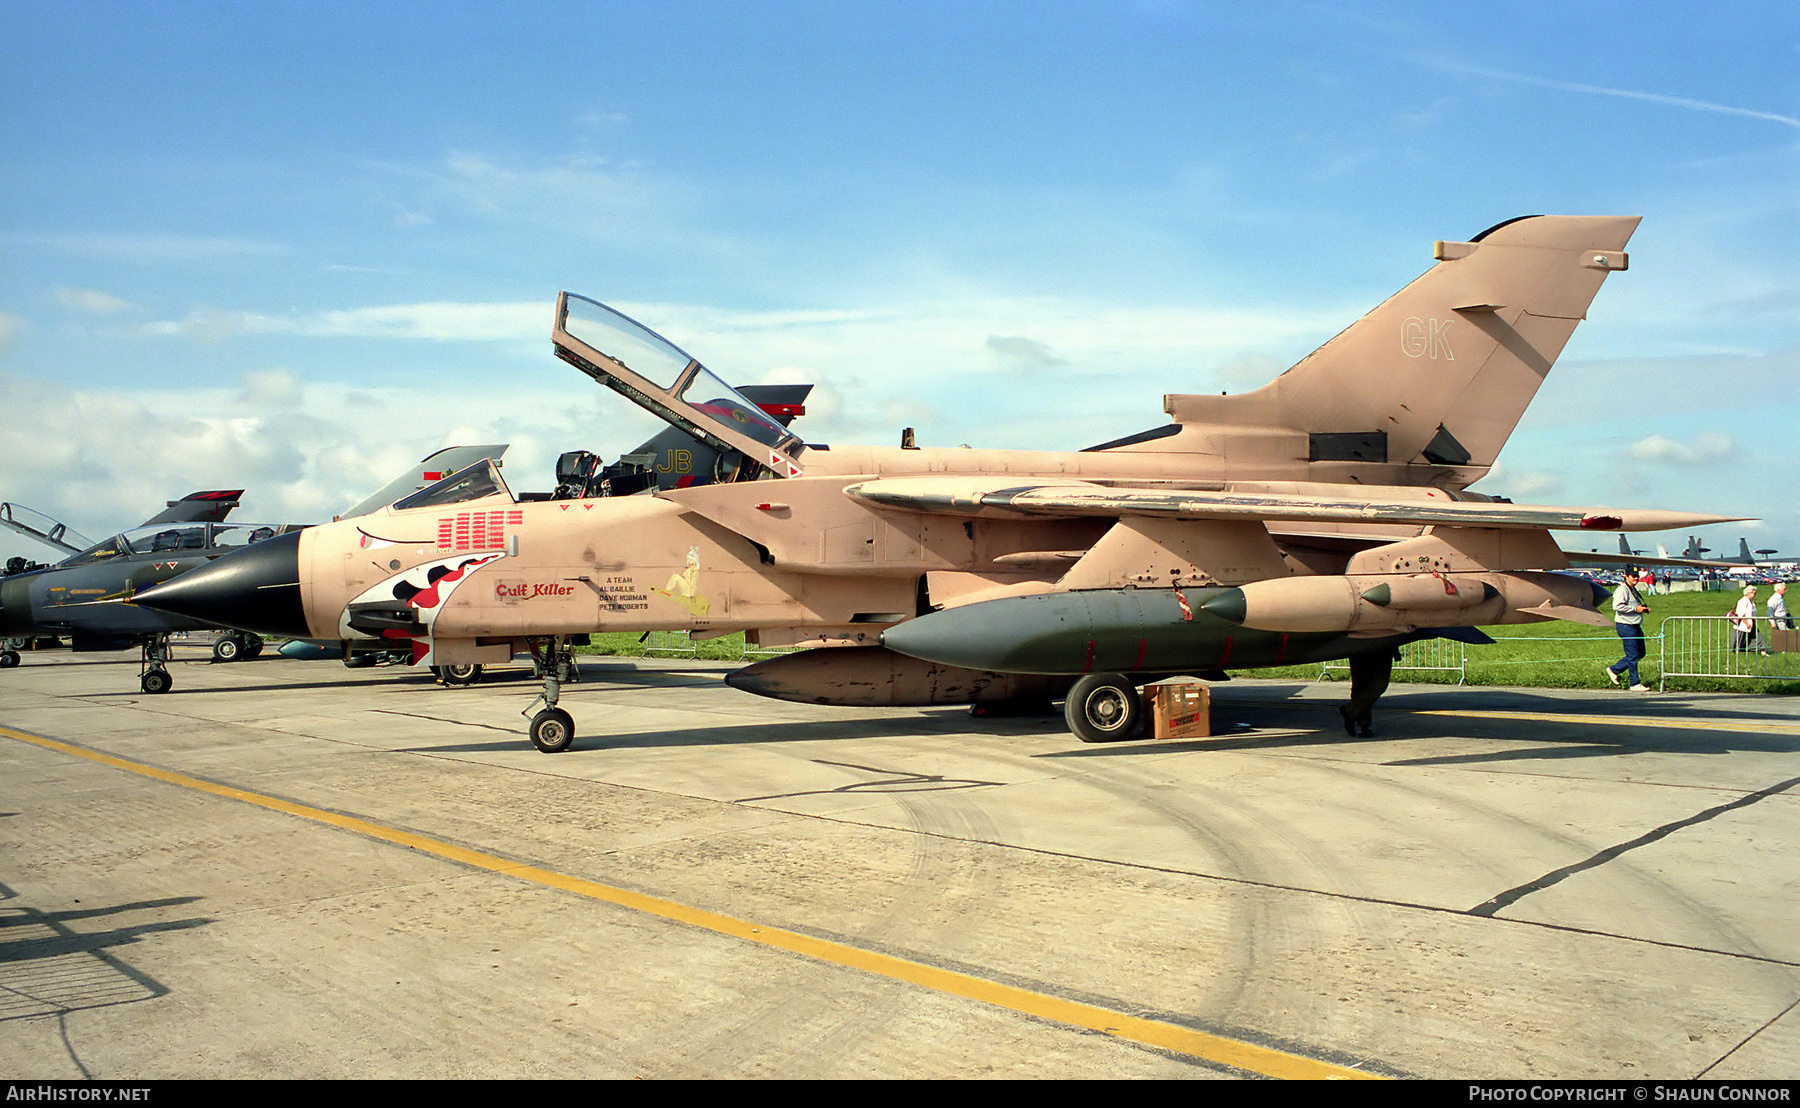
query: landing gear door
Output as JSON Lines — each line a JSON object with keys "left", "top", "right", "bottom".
{"left": 552, "top": 293, "right": 805, "bottom": 481}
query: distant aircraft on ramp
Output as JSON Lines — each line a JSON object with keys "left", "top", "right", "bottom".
{"left": 0, "top": 447, "right": 502, "bottom": 687}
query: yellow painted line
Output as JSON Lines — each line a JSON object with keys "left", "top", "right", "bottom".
{"left": 1, "top": 724, "right": 1377, "bottom": 1080}
{"left": 1414, "top": 709, "right": 1800, "bottom": 736}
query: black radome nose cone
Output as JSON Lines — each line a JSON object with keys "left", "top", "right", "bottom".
{"left": 133, "top": 530, "right": 310, "bottom": 638}
{"left": 0, "top": 575, "right": 27, "bottom": 636}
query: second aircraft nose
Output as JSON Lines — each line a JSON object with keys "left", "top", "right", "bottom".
{"left": 0, "top": 566, "right": 41, "bottom": 639}
{"left": 133, "top": 530, "right": 310, "bottom": 639}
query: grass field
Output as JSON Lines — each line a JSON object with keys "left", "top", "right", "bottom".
{"left": 578, "top": 630, "right": 767, "bottom": 662}
{"left": 1262, "top": 586, "right": 1800, "bottom": 694}
{"left": 576, "top": 584, "right": 1799, "bottom": 695}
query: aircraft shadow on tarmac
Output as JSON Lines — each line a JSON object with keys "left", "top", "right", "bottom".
{"left": 1379, "top": 729, "right": 1800, "bottom": 765}
{"left": 3, "top": 655, "right": 162, "bottom": 670}
{"left": 77, "top": 659, "right": 728, "bottom": 700}
{"left": 64, "top": 657, "right": 1800, "bottom": 761}
{"left": 1181, "top": 687, "right": 1800, "bottom": 763}
{"left": 389, "top": 707, "right": 1069, "bottom": 756}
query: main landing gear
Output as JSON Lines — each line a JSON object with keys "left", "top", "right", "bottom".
{"left": 522, "top": 636, "right": 580, "bottom": 753}
{"left": 1064, "top": 672, "right": 1143, "bottom": 743}
{"left": 140, "top": 635, "right": 173, "bottom": 694}
{"left": 211, "top": 632, "right": 264, "bottom": 663}
{"left": 433, "top": 663, "right": 484, "bottom": 686}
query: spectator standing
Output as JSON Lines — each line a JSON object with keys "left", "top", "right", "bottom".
{"left": 1731, "top": 585, "right": 1771, "bottom": 654}
{"left": 1769, "top": 582, "right": 1791, "bottom": 630}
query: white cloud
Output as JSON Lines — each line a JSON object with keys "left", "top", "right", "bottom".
{"left": 986, "top": 335, "right": 1068, "bottom": 373}
{"left": 576, "top": 110, "right": 631, "bottom": 130}
{"left": 0, "top": 366, "right": 647, "bottom": 545}
{"left": 17, "top": 233, "right": 288, "bottom": 264}
{"left": 1629, "top": 432, "right": 1737, "bottom": 466}
{"left": 1485, "top": 462, "right": 1564, "bottom": 500}
{"left": 142, "top": 301, "right": 544, "bottom": 343}
{"left": 380, "top": 150, "right": 702, "bottom": 252}
{"left": 137, "top": 308, "right": 245, "bottom": 345}
{"left": 236, "top": 368, "right": 305, "bottom": 408}
{"left": 52, "top": 287, "right": 135, "bottom": 315}
{"left": 120, "top": 292, "right": 1345, "bottom": 451}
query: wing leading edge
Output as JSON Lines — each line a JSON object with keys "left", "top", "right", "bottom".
{"left": 843, "top": 477, "right": 1746, "bottom": 533}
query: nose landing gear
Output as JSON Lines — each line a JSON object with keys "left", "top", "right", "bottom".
{"left": 140, "top": 635, "right": 173, "bottom": 694}
{"left": 523, "top": 636, "right": 580, "bottom": 753}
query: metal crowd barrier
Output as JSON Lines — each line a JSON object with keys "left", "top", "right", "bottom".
{"left": 644, "top": 632, "right": 794, "bottom": 661}
{"left": 640, "top": 630, "right": 699, "bottom": 658}
{"left": 1321, "top": 636, "right": 1467, "bottom": 684}
{"left": 739, "top": 643, "right": 795, "bottom": 660}
{"left": 1658, "top": 615, "right": 1799, "bottom": 690}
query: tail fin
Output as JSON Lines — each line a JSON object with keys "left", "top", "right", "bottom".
{"left": 141, "top": 490, "right": 245, "bottom": 527}
{"left": 1157, "top": 215, "right": 1640, "bottom": 488}
{"left": 1619, "top": 535, "right": 1634, "bottom": 557}
{"left": 1740, "top": 538, "right": 1756, "bottom": 563}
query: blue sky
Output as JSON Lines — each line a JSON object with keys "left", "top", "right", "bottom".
{"left": 2, "top": 1, "right": 1795, "bottom": 567}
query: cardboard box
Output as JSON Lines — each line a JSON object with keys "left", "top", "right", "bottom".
{"left": 1148, "top": 680, "right": 1211, "bottom": 739}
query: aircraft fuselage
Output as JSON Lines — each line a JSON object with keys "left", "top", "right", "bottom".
{"left": 0, "top": 554, "right": 218, "bottom": 645}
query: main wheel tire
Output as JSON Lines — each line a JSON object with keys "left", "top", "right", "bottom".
{"left": 1064, "top": 673, "right": 1142, "bottom": 743}
{"left": 212, "top": 636, "right": 241, "bottom": 663}
{"left": 244, "top": 635, "right": 264, "bottom": 659}
{"left": 141, "top": 669, "right": 173, "bottom": 694}
{"left": 0, "top": 649, "right": 19, "bottom": 668}
{"left": 438, "top": 663, "right": 483, "bottom": 686}
{"left": 529, "top": 708, "right": 575, "bottom": 754}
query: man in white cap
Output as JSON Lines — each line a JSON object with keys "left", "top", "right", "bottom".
{"left": 1605, "top": 569, "right": 1651, "bottom": 691}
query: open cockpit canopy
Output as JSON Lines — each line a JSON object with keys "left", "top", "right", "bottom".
{"left": 0, "top": 502, "right": 95, "bottom": 557}
{"left": 553, "top": 294, "right": 804, "bottom": 480}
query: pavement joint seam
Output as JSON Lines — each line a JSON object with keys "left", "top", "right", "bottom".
{"left": 1468, "top": 774, "right": 1800, "bottom": 917}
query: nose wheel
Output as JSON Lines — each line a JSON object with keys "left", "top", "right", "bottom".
{"left": 522, "top": 636, "right": 580, "bottom": 753}
{"left": 529, "top": 708, "right": 575, "bottom": 753}
{"left": 139, "top": 635, "right": 174, "bottom": 695}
